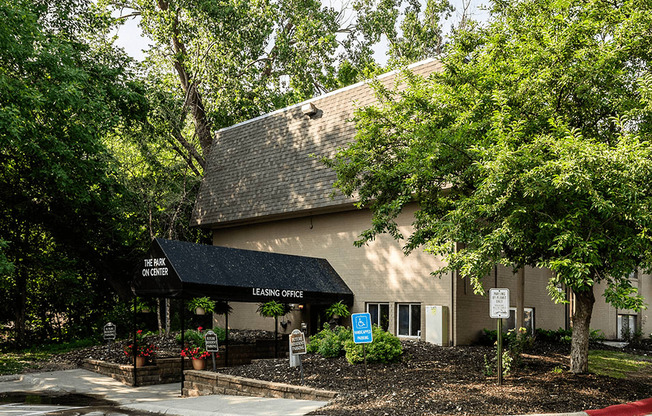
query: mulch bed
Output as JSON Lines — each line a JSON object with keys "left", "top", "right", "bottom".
{"left": 217, "top": 341, "right": 652, "bottom": 415}
{"left": 29, "top": 333, "right": 652, "bottom": 416}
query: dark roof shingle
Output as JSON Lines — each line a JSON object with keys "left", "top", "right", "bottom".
{"left": 191, "top": 59, "right": 442, "bottom": 228}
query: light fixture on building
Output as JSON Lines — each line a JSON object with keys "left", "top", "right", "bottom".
{"left": 301, "top": 103, "right": 317, "bottom": 116}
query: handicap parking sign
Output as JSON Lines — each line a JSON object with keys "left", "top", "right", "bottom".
{"left": 352, "top": 313, "right": 373, "bottom": 344}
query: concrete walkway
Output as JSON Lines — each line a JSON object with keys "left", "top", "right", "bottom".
{"left": 0, "top": 369, "right": 328, "bottom": 416}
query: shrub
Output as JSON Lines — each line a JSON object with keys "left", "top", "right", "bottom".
{"left": 307, "top": 324, "right": 351, "bottom": 358}
{"left": 590, "top": 328, "right": 606, "bottom": 342}
{"left": 534, "top": 327, "right": 606, "bottom": 344}
{"left": 211, "top": 327, "right": 226, "bottom": 343}
{"left": 479, "top": 328, "right": 498, "bottom": 346}
{"left": 344, "top": 326, "right": 402, "bottom": 364}
{"left": 176, "top": 327, "right": 206, "bottom": 348}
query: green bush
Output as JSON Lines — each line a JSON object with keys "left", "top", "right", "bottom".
{"left": 175, "top": 326, "right": 227, "bottom": 346}
{"left": 479, "top": 328, "right": 498, "bottom": 346}
{"left": 212, "top": 327, "right": 226, "bottom": 342}
{"left": 535, "top": 328, "right": 570, "bottom": 343}
{"left": 534, "top": 327, "right": 604, "bottom": 344}
{"left": 307, "top": 324, "right": 351, "bottom": 357}
{"left": 176, "top": 327, "right": 204, "bottom": 348}
{"left": 344, "top": 326, "right": 402, "bottom": 364}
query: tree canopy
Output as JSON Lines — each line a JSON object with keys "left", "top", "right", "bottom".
{"left": 0, "top": 0, "right": 149, "bottom": 344}
{"left": 327, "top": 0, "right": 652, "bottom": 373}
{"left": 106, "top": 0, "right": 455, "bottom": 174}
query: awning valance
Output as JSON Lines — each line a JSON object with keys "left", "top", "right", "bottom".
{"left": 132, "top": 238, "right": 353, "bottom": 305}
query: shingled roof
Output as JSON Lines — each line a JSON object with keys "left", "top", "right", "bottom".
{"left": 191, "top": 59, "right": 443, "bottom": 228}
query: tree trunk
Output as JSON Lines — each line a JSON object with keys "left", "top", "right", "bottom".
{"left": 156, "top": 298, "right": 163, "bottom": 336}
{"left": 570, "top": 286, "right": 595, "bottom": 373}
{"left": 14, "top": 267, "right": 28, "bottom": 347}
{"left": 158, "top": 0, "right": 211, "bottom": 166}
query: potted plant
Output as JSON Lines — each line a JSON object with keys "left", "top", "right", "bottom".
{"left": 181, "top": 346, "right": 211, "bottom": 370}
{"left": 124, "top": 330, "right": 157, "bottom": 367}
{"left": 179, "top": 327, "right": 212, "bottom": 370}
{"left": 187, "top": 297, "right": 215, "bottom": 315}
{"left": 325, "top": 301, "right": 351, "bottom": 320}
{"left": 132, "top": 298, "right": 154, "bottom": 313}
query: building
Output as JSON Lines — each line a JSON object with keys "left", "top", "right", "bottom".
{"left": 190, "top": 59, "right": 650, "bottom": 345}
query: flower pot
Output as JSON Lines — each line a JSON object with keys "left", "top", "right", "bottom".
{"left": 195, "top": 307, "right": 205, "bottom": 315}
{"left": 192, "top": 358, "right": 206, "bottom": 370}
{"left": 135, "top": 356, "right": 146, "bottom": 368}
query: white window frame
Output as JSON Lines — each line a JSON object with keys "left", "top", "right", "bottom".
{"left": 617, "top": 314, "right": 637, "bottom": 340}
{"left": 507, "top": 307, "right": 535, "bottom": 334}
{"left": 396, "top": 303, "right": 421, "bottom": 338}
{"left": 366, "top": 302, "right": 390, "bottom": 331}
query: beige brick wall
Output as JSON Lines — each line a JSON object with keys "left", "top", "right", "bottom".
{"left": 454, "top": 265, "right": 566, "bottom": 345}
{"left": 590, "top": 274, "right": 652, "bottom": 340}
{"left": 212, "top": 205, "right": 451, "bottom": 341}
{"left": 210, "top": 207, "right": 650, "bottom": 344}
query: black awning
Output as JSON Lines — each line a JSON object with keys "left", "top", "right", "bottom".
{"left": 132, "top": 238, "right": 353, "bottom": 305}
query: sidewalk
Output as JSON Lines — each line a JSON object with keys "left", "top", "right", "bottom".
{"left": 0, "top": 369, "right": 328, "bottom": 416}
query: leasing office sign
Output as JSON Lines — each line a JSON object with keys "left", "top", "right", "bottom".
{"left": 251, "top": 287, "right": 304, "bottom": 299}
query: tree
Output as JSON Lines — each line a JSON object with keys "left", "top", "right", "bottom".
{"left": 327, "top": 0, "right": 652, "bottom": 373}
{"left": 0, "top": 0, "right": 148, "bottom": 345}
{"left": 106, "top": 0, "right": 457, "bottom": 174}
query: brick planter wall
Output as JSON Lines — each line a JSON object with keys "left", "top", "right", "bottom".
{"left": 182, "top": 370, "right": 337, "bottom": 401}
{"left": 83, "top": 340, "right": 289, "bottom": 387}
{"left": 82, "top": 358, "right": 191, "bottom": 386}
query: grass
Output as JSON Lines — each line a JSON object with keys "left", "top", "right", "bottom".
{"left": 588, "top": 350, "right": 652, "bottom": 379}
{"left": 0, "top": 351, "right": 49, "bottom": 375}
{"left": 0, "top": 338, "right": 98, "bottom": 376}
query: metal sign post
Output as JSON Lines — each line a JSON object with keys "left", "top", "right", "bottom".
{"left": 489, "top": 288, "right": 510, "bottom": 386}
{"left": 289, "top": 329, "right": 307, "bottom": 384}
{"left": 205, "top": 330, "right": 219, "bottom": 372}
{"left": 351, "top": 313, "right": 373, "bottom": 391}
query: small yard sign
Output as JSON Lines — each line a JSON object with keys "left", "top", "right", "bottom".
{"left": 489, "top": 288, "right": 510, "bottom": 319}
{"left": 489, "top": 288, "right": 510, "bottom": 386}
{"left": 290, "top": 329, "right": 307, "bottom": 355}
{"left": 204, "top": 330, "right": 219, "bottom": 372}
{"left": 103, "top": 322, "right": 116, "bottom": 340}
{"left": 204, "top": 330, "right": 219, "bottom": 352}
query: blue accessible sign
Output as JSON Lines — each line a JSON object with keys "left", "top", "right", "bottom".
{"left": 352, "top": 313, "right": 373, "bottom": 344}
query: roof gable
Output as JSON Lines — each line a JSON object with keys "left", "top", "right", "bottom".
{"left": 192, "top": 59, "right": 442, "bottom": 228}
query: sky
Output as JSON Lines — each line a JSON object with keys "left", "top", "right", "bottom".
{"left": 113, "top": 0, "right": 491, "bottom": 63}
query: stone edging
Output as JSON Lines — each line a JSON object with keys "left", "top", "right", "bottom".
{"left": 183, "top": 370, "right": 337, "bottom": 402}
{"left": 83, "top": 358, "right": 187, "bottom": 386}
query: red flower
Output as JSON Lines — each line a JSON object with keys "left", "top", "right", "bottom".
{"left": 197, "top": 326, "right": 203, "bottom": 332}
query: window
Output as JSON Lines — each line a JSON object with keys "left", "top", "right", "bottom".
{"left": 506, "top": 307, "right": 534, "bottom": 335}
{"left": 617, "top": 314, "right": 637, "bottom": 340}
{"left": 367, "top": 303, "right": 389, "bottom": 331}
{"left": 397, "top": 303, "right": 421, "bottom": 337}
